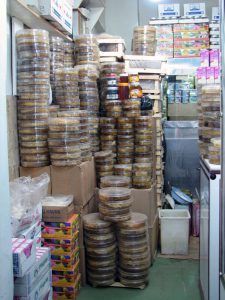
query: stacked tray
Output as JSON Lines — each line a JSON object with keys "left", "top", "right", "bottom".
{"left": 55, "top": 68, "right": 80, "bottom": 109}
{"left": 117, "top": 213, "right": 150, "bottom": 287}
{"left": 199, "top": 85, "right": 221, "bottom": 159}
{"left": 50, "top": 36, "right": 64, "bottom": 103}
{"left": 132, "top": 163, "right": 152, "bottom": 189}
{"left": 78, "top": 64, "right": 99, "bottom": 116}
{"left": 74, "top": 35, "right": 99, "bottom": 66}
{"left": 83, "top": 213, "right": 116, "bottom": 287}
{"left": 79, "top": 110, "right": 92, "bottom": 162}
{"left": 133, "top": 26, "right": 156, "bottom": 56}
{"left": 99, "top": 188, "right": 132, "bottom": 222}
{"left": 208, "top": 137, "right": 221, "bottom": 165}
{"left": 16, "top": 29, "right": 50, "bottom": 167}
{"left": 122, "top": 99, "right": 141, "bottom": 118}
{"left": 94, "top": 151, "right": 115, "bottom": 186}
{"left": 100, "top": 176, "right": 131, "bottom": 188}
{"left": 134, "top": 116, "right": 153, "bottom": 163}
{"left": 88, "top": 116, "right": 100, "bottom": 153}
{"left": 48, "top": 113, "right": 81, "bottom": 166}
{"left": 114, "top": 164, "right": 133, "bottom": 184}
{"left": 63, "top": 41, "right": 75, "bottom": 68}
{"left": 99, "top": 62, "right": 124, "bottom": 117}
{"left": 117, "top": 117, "right": 135, "bottom": 164}
{"left": 100, "top": 118, "right": 117, "bottom": 154}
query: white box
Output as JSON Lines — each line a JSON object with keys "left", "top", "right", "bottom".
{"left": 158, "top": 4, "right": 180, "bottom": 18}
{"left": 61, "top": 0, "right": 73, "bottom": 34}
{"left": 12, "top": 239, "right": 37, "bottom": 277}
{"left": 14, "top": 247, "right": 51, "bottom": 296}
{"left": 38, "top": 0, "right": 63, "bottom": 24}
{"left": 159, "top": 209, "right": 190, "bottom": 255}
{"left": 212, "top": 7, "right": 219, "bottom": 21}
{"left": 17, "top": 221, "right": 41, "bottom": 240}
{"left": 14, "top": 270, "right": 52, "bottom": 300}
{"left": 184, "top": 3, "right": 206, "bottom": 18}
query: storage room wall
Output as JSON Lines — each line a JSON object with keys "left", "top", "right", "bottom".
{"left": 104, "top": 0, "right": 219, "bottom": 53}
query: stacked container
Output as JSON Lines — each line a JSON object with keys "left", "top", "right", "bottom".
{"left": 48, "top": 111, "right": 81, "bottom": 166}
{"left": 42, "top": 214, "right": 80, "bottom": 299}
{"left": 99, "top": 188, "right": 133, "bottom": 222}
{"left": 83, "top": 213, "right": 117, "bottom": 287}
{"left": 114, "top": 164, "right": 133, "bottom": 183}
{"left": 55, "top": 68, "right": 80, "bottom": 109}
{"left": 94, "top": 151, "right": 115, "bottom": 186}
{"left": 79, "top": 110, "right": 92, "bottom": 162}
{"left": 132, "top": 163, "right": 152, "bottom": 189}
{"left": 100, "top": 176, "right": 131, "bottom": 188}
{"left": 208, "top": 138, "right": 221, "bottom": 165}
{"left": 16, "top": 29, "right": 50, "bottom": 167}
{"left": 117, "top": 117, "right": 135, "bottom": 164}
{"left": 74, "top": 35, "right": 99, "bottom": 66}
{"left": 50, "top": 36, "right": 64, "bottom": 103}
{"left": 117, "top": 213, "right": 150, "bottom": 287}
{"left": 63, "top": 41, "right": 75, "bottom": 68}
{"left": 100, "top": 117, "right": 117, "bottom": 155}
{"left": 133, "top": 26, "right": 157, "bottom": 56}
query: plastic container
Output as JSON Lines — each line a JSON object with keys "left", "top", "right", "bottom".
{"left": 159, "top": 209, "right": 191, "bottom": 255}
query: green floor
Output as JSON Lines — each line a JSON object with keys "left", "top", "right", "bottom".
{"left": 78, "top": 257, "right": 201, "bottom": 300}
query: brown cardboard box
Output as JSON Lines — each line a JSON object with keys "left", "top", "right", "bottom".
{"left": 79, "top": 246, "right": 86, "bottom": 286}
{"left": 149, "top": 214, "right": 159, "bottom": 265}
{"left": 51, "top": 158, "right": 96, "bottom": 207}
{"left": 42, "top": 201, "right": 74, "bottom": 222}
{"left": 20, "top": 166, "right": 51, "bottom": 194}
{"left": 131, "top": 185, "right": 156, "bottom": 227}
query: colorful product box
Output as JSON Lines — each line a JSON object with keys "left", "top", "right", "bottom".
{"left": 52, "top": 260, "right": 79, "bottom": 287}
{"left": 51, "top": 248, "right": 79, "bottom": 271}
{"left": 214, "top": 67, "right": 221, "bottom": 84}
{"left": 210, "top": 49, "right": 220, "bottom": 67}
{"left": 52, "top": 274, "right": 81, "bottom": 300}
{"left": 200, "top": 49, "right": 209, "bottom": 67}
{"left": 61, "top": 0, "right": 72, "bottom": 34}
{"left": 42, "top": 232, "right": 79, "bottom": 255}
{"left": 14, "top": 269, "right": 52, "bottom": 300}
{"left": 197, "top": 67, "right": 207, "bottom": 84}
{"left": 42, "top": 214, "right": 79, "bottom": 239}
{"left": 14, "top": 247, "right": 51, "bottom": 295}
{"left": 206, "top": 67, "right": 215, "bottom": 84}
{"left": 12, "top": 238, "right": 37, "bottom": 277}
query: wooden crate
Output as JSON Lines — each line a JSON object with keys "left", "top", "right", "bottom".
{"left": 97, "top": 38, "right": 125, "bottom": 58}
{"left": 124, "top": 55, "right": 166, "bottom": 74}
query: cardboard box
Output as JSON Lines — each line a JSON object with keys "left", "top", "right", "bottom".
{"left": 51, "top": 158, "right": 96, "bottom": 207}
{"left": 158, "top": 4, "right": 180, "bottom": 18}
{"left": 149, "top": 214, "right": 159, "bottom": 265}
{"left": 17, "top": 221, "right": 41, "bottom": 240}
{"left": 19, "top": 166, "right": 51, "bottom": 195}
{"left": 42, "top": 201, "right": 74, "bottom": 222}
{"left": 184, "top": 3, "right": 206, "bottom": 18}
{"left": 79, "top": 246, "right": 86, "bottom": 286}
{"left": 61, "top": 0, "right": 73, "bottom": 34}
{"left": 39, "top": 0, "right": 63, "bottom": 24}
{"left": 212, "top": 7, "right": 219, "bottom": 21}
{"left": 131, "top": 185, "right": 156, "bottom": 227}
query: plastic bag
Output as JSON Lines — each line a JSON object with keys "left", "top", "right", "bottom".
{"left": 10, "top": 173, "right": 50, "bottom": 236}
{"left": 140, "top": 95, "right": 153, "bottom": 111}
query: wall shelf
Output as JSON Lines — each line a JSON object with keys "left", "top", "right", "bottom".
{"left": 7, "top": 0, "right": 72, "bottom": 40}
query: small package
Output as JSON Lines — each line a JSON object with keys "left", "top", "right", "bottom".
{"left": 42, "top": 195, "right": 74, "bottom": 222}
{"left": 42, "top": 214, "right": 79, "bottom": 239}
{"left": 42, "top": 232, "right": 79, "bottom": 255}
{"left": 14, "top": 247, "right": 51, "bottom": 296}
{"left": 12, "top": 238, "right": 36, "bottom": 277}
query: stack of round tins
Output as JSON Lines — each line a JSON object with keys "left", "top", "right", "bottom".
{"left": 114, "top": 164, "right": 133, "bottom": 184}
{"left": 16, "top": 29, "right": 50, "bottom": 167}
{"left": 117, "top": 117, "right": 135, "bottom": 164}
{"left": 133, "top": 26, "right": 156, "bottom": 56}
{"left": 83, "top": 213, "right": 116, "bottom": 287}
{"left": 100, "top": 176, "right": 131, "bottom": 188}
{"left": 208, "top": 137, "right": 221, "bottom": 165}
{"left": 79, "top": 110, "right": 92, "bottom": 162}
{"left": 132, "top": 163, "right": 152, "bottom": 189}
{"left": 50, "top": 36, "right": 64, "bottom": 103}
{"left": 55, "top": 68, "right": 80, "bottom": 109}
{"left": 74, "top": 35, "right": 99, "bottom": 66}
{"left": 48, "top": 111, "right": 81, "bottom": 166}
{"left": 134, "top": 116, "right": 153, "bottom": 163}
{"left": 98, "top": 187, "right": 132, "bottom": 222}
{"left": 99, "top": 118, "right": 117, "bottom": 155}
{"left": 117, "top": 213, "right": 150, "bottom": 287}
{"left": 94, "top": 151, "right": 115, "bottom": 186}
{"left": 122, "top": 99, "right": 141, "bottom": 118}
{"left": 63, "top": 41, "right": 75, "bottom": 68}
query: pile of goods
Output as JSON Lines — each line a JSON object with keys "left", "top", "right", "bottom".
{"left": 132, "top": 26, "right": 157, "bottom": 56}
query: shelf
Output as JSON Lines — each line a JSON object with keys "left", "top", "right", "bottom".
{"left": 7, "top": 0, "right": 72, "bottom": 40}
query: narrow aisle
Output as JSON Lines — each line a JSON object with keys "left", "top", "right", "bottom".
{"left": 78, "top": 257, "right": 201, "bottom": 300}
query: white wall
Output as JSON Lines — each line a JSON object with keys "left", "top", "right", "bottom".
{"left": 104, "top": 0, "right": 219, "bottom": 53}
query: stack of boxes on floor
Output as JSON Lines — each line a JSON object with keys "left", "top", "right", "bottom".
{"left": 41, "top": 198, "right": 80, "bottom": 300}
{"left": 197, "top": 46, "right": 221, "bottom": 165}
